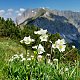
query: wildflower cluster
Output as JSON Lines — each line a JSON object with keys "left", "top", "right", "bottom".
{"left": 20, "top": 36, "right": 35, "bottom": 44}
{"left": 9, "top": 54, "right": 26, "bottom": 62}
{"left": 19, "top": 28, "right": 67, "bottom": 61}
{"left": 34, "top": 28, "right": 48, "bottom": 42}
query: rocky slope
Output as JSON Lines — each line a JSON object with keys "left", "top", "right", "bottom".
{"left": 16, "top": 8, "right": 80, "bottom": 48}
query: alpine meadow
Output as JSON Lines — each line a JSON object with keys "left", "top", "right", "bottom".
{"left": 0, "top": 0, "right": 80, "bottom": 80}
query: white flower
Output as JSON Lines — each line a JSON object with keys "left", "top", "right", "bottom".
{"left": 46, "top": 54, "right": 51, "bottom": 56}
{"left": 9, "top": 54, "right": 19, "bottom": 62}
{"left": 19, "top": 54, "right": 23, "bottom": 58}
{"left": 31, "top": 55, "right": 34, "bottom": 58}
{"left": 13, "top": 54, "right": 19, "bottom": 59}
{"left": 52, "top": 39, "right": 66, "bottom": 52}
{"left": 20, "top": 40, "right": 23, "bottom": 43}
{"left": 14, "top": 54, "right": 19, "bottom": 57}
{"left": 34, "top": 28, "right": 47, "bottom": 35}
{"left": 40, "top": 34, "right": 48, "bottom": 42}
{"left": 37, "top": 55, "right": 42, "bottom": 58}
{"left": 20, "top": 36, "right": 35, "bottom": 44}
{"left": 32, "top": 46, "right": 38, "bottom": 49}
{"left": 27, "top": 58, "right": 31, "bottom": 61}
{"left": 39, "top": 29, "right": 47, "bottom": 35}
{"left": 37, "top": 55, "right": 43, "bottom": 61}
{"left": 56, "top": 44, "right": 66, "bottom": 52}
{"left": 27, "top": 54, "right": 29, "bottom": 57}
{"left": 37, "top": 44, "right": 45, "bottom": 54}
{"left": 34, "top": 31, "right": 40, "bottom": 34}
{"left": 49, "top": 41, "right": 52, "bottom": 43}
{"left": 21, "top": 58, "right": 26, "bottom": 62}
{"left": 55, "top": 39, "right": 66, "bottom": 45}
{"left": 72, "top": 45, "right": 75, "bottom": 48}
{"left": 9, "top": 58, "right": 14, "bottom": 62}
{"left": 52, "top": 44, "right": 56, "bottom": 49}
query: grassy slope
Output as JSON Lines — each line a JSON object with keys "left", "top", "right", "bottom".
{"left": 0, "top": 37, "right": 26, "bottom": 79}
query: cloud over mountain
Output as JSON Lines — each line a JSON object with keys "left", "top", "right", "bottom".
{"left": 0, "top": 10, "right": 5, "bottom": 16}
{"left": 0, "top": 8, "right": 25, "bottom": 20}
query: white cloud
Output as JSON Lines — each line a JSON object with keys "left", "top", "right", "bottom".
{"left": 0, "top": 10, "right": 5, "bottom": 16}
{"left": 15, "top": 10, "right": 19, "bottom": 14}
{"left": 16, "top": 8, "right": 26, "bottom": 16}
{"left": 7, "top": 9, "right": 13, "bottom": 12}
{"left": 0, "top": 8, "right": 26, "bottom": 19}
{"left": 20, "top": 8, "right": 25, "bottom": 12}
{"left": 5, "top": 8, "right": 14, "bottom": 15}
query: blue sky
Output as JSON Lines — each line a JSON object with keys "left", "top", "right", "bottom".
{"left": 0, "top": 0, "right": 80, "bottom": 20}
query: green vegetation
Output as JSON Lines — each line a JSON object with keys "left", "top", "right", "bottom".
{"left": 0, "top": 17, "right": 80, "bottom": 80}
{"left": 0, "top": 37, "right": 25, "bottom": 79}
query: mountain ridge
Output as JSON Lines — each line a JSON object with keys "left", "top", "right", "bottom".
{"left": 16, "top": 8, "right": 80, "bottom": 32}
{"left": 16, "top": 8, "right": 80, "bottom": 48}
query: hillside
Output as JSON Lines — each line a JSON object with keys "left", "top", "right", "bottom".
{"left": 0, "top": 37, "right": 26, "bottom": 79}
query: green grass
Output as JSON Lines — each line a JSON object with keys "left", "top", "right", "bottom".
{"left": 0, "top": 37, "right": 26, "bottom": 79}
{"left": 0, "top": 37, "right": 80, "bottom": 80}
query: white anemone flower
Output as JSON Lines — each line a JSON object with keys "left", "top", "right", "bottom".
{"left": 72, "top": 45, "right": 75, "bottom": 48}
{"left": 55, "top": 39, "right": 66, "bottom": 45}
{"left": 34, "top": 28, "right": 47, "bottom": 35}
{"left": 31, "top": 55, "right": 34, "bottom": 58}
{"left": 37, "top": 55, "right": 43, "bottom": 61}
{"left": 9, "top": 54, "right": 19, "bottom": 62}
{"left": 38, "top": 29, "right": 47, "bottom": 35}
{"left": 57, "top": 44, "right": 66, "bottom": 52}
{"left": 9, "top": 58, "right": 14, "bottom": 62}
{"left": 38, "top": 44, "right": 45, "bottom": 54}
{"left": 34, "top": 31, "right": 40, "bottom": 34}
{"left": 40, "top": 34, "right": 48, "bottom": 42}
{"left": 21, "top": 58, "right": 26, "bottom": 62}
{"left": 52, "top": 39, "right": 66, "bottom": 52}
{"left": 27, "top": 58, "right": 31, "bottom": 61}
{"left": 49, "top": 41, "right": 52, "bottom": 43}
{"left": 32, "top": 45, "right": 38, "bottom": 49}
{"left": 52, "top": 44, "right": 56, "bottom": 49}
{"left": 19, "top": 54, "right": 23, "bottom": 58}
{"left": 13, "top": 54, "right": 19, "bottom": 59}
{"left": 20, "top": 40, "right": 23, "bottom": 43}
{"left": 46, "top": 54, "right": 51, "bottom": 57}
{"left": 20, "top": 36, "right": 35, "bottom": 44}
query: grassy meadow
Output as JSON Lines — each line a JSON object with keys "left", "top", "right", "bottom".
{"left": 0, "top": 37, "right": 26, "bottom": 79}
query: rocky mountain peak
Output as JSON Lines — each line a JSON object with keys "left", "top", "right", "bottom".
{"left": 16, "top": 8, "right": 80, "bottom": 48}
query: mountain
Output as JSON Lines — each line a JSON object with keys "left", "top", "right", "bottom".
{"left": 16, "top": 8, "right": 80, "bottom": 48}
